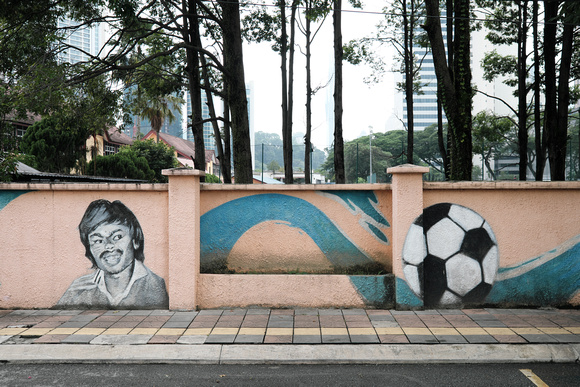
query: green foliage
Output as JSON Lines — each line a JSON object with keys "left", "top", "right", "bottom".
{"left": 481, "top": 51, "right": 517, "bottom": 85}
{"left": 254, "top": 131, "right": 325, "bottom": 172}
{"left": 344, "top": 140, "right": 392, "bottom": 183}
{"left": 205, "top": 173, "right": 221, "bottom": 183}
{"left": 87, "top": 149, "right": 155, "bottom": 182}
{"left": 19, "top": 115, "right": 88, "bottom": 173}
{"left": 320, "top": 127, "right": 454, "bottom": 182}
{"left": 87, "top": 139, "right": 177, "bottom": 183}
{"left": 268, "top": 159, "right": 281, "bottom": 172}
{"left": 0, "top": 123, "right": 18, "bottom": 182}
{"left": 121, "top": 139, "right": 178, "bottom": 182}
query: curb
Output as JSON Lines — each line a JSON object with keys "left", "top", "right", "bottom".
{"left": 1, "top": 344, "right": 579, "bottom": 364}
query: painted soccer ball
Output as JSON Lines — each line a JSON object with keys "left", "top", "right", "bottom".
{"left": 402, "top": 203, "right": 499, "bottom": 308}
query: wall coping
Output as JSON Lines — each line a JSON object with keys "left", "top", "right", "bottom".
{"left": 0, "top": 183, "right": 168, "bottom": 191}
{"left": 424, "top": 181, "right": 580, "bottom": 190}
{"left": 162, "top": 168, "right": 205, "bottom": 176}
{"left": 387, "top": 164, "right": 430, "bottom": 174}
{"left": 3, "top": 181, "right": 579, "bottom": 192}
{"left": 200, "top": 183, "right": 392, "bottom": 191}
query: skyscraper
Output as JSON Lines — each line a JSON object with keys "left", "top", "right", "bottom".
{"left": 186, "top": 90, "right": 219, "bottom": 152}
{"left": 402, "top": 16, "right": 447, "bottom": 132}
{"left": 57, "top": 19, "right": 100, "bottom": 64}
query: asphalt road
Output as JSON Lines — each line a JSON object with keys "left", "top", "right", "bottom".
{"left": 0, "top": 363, "right": 579, "bottom": 386}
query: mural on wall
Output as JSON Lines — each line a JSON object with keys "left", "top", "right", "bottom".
{"left": 318, "top": 191, "right": 390, "bottom": 245}
{"left": 200, "top": 192, "right": 389, "bottom": 272}
{"left": 401, "top": 203, "right": 499, "bottom": 308}
{"left": 200, "top": 191, "right": 392, "bottom": 307}
{"left": 56, "top": 199, "right": 169, "bottom": 309}
{"left": 486, "top": 234, "right": 580, "bottom": 306}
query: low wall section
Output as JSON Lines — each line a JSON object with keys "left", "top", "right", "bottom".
{"left": 0, "top": 166, "right": 578, "bottom": 310}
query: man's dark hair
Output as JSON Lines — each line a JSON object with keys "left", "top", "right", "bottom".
{"left": 79, "top": 199, "right": 145, "bottom": 268}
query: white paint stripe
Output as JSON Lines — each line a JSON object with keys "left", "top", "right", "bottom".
{"left": 520, "top": 369, "right": 549, "bottom": 387}
{"left": 498, "top": 234, "right": 580, "bottom": 280}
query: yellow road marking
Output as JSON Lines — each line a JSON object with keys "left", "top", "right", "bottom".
{"left": 520, "top": 369, "right": 549, "bottom": 387}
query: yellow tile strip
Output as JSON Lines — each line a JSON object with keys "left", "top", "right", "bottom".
{"left": 129, "top": 328, "right": 159, "bottom": 335}
{"left": 348, "top": 328, "right": 376, "bottom": 335}
{"left": 374, "top": 327, "right": 405, "bottom": 335}
{"left": 183, "top": 328, "right": 212, "bottom": 336}
{"left": 102, "top": 328, "right": 132, "bottom": 335}
{"left": 238, "top": 328, "right": 266, "bottom": 335}
{"left": 73, "top": 328, "right": 105, "bottom": 335}
{"left": 430, "top": 328, "right": 461, "bottom": 336}
{"left": 48, "top": 328, "right": 80, "bottom": 335}
{"left": 19, "top": 328, "right": 53, "bottom": 336}
{"left": 513, "top": 328, "right": 542, "bottom": 335}
{"left": 156, "top": 328, "right": 186, "bottom": 336}
{"left": 321, "top": 328, "right": 349, "bottom": 335}
{"left": 402, "top": 328, "right": 431, "bottom": 335}
{"left": 564, "top": 327, "right": 580, "bottom": 334}
{"left": 456, "top": 327, "right": 488, "bottom": 335}
{"left": 538, "top": 327, "right": 569, "bottom": 335}
{"left": 484, "top": 328, "right": 517, "bottom": 336}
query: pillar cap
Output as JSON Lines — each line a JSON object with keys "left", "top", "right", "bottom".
{"left": 162, "top": 168, "right": 205, "bottom": 176}
{"left": 387, "top": 164, "right": 430, "bottom": 174}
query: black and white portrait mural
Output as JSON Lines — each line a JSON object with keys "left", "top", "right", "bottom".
{"left": 57, "top": 199, "right": 169, "bottom": 309}
{"left": 402, "top": 203, "right": 499, "bottom": 308}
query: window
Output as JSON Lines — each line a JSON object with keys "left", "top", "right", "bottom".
{"left": 104, "top": 143, "right": 118, "bottom": 155}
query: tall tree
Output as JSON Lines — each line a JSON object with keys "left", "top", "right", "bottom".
{"left": 545, "top": 0, "right": 576, "bottom": 181}
{"left": 219, "top": 0, "right": 253, "bottom": 183}
{"left": 333, "top": 0, "right": 346, "bottom": 183}
{"left": 343, "top": 1, "right": 424, "bottom": 170}
{"left": 279, "top": 1, "right": 299, "bottom": 184}
{"left": 532, "top": 0, "right": 546, "bottom": 180}
{"left": 423, "top": 0, "right": 473, "bottom": 180}
{"left": 298, "top": 0, "right": 331, "bottom": 184}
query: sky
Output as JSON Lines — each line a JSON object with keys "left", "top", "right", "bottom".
{"left": 242, "top": 2, "right": 401, "bottom": 151}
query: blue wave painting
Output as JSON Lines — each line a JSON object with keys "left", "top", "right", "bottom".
{"left": 0, "top": 190, "right": 30, "bottom": 212}
{"left": 320, "top": 191, "right": 390, "bottom": 244}
{"left": 485, "top": 236, "right": 580, "bottom": 305}
{"left": 200, "top": 193, "right": 375, "bottom": 269}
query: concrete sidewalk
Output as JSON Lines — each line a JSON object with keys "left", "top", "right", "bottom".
{"left": 1, "top": 308, "right": 579, "bottom": 364}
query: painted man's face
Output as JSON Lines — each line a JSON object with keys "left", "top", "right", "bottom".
{"left": 88, "top": 223, "right": 136, "bottom": 275}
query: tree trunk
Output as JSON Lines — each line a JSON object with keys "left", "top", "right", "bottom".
{"left": 544, "top": 0, "right": 559, "bottom": 180}
{"left": 280, "top": 1, "right": 293, "bottom": 184}
{"left": 287, "top": 1, "right": 298, "bottom": 182}
{"left": 404, "top": 0, "right": 414, "bottom": 164}
{"left": 436, "top": 95, "right": 449, "bottom": 179}
{"left": 280, "top": 3, "right": 288, "bottom": 178}
{"left": 554, "top": 1, "right": 574, "bottom": 181}
{"left": 533, "top": 0, "right": 545, "bottom": 181}
{"left": 200, "top": 47, "right": 230, "bottom": 182}
{"left": 304, "top": 1, "right": 312, "bottom": 184}
{"left": 222, "top": 96, "right": 232, "bottom": 183}
{"left": 220, "top": 0, "right": 253, "bottom": 184}
{"left": 184, "top": 0, "right": 206, "bottom": 177}
{"left": 333, "top": 0, "right": 345, "bottom": 183}
{"left": 424, "top": 0, "right": 472, "bottom": 181}
{"left": 517, "top": 1, "right": 529, "bottom": 181}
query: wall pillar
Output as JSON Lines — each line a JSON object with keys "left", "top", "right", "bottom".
{"left": 388, "top": 164, "right": 429, "bottom": 309}
{"left": 163, "top": 168, "right": 204, "bottom": 309}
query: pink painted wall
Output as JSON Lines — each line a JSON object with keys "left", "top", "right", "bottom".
{"left": 1, "top": 176, "right": 579, "bottom": 310}
{"left": 0, "top": 184, "right": 169, "bottom": 309}
{"left": 200, "top": 185, "right": 393, "bottom": 273}
{"left": 424, "top": 182, "right": 580, "bottom": 268}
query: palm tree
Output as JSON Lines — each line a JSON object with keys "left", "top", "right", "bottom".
{"left": 137, "top": 94, "right": 184, "bottom": 142}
